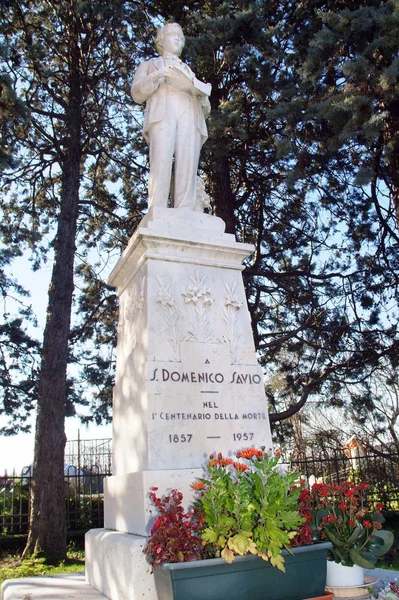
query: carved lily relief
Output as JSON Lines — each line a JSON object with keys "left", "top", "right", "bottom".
{"left": 156, "top": 276, "right": 183, "bottom": 360}
{"left": 182, "top": 271, "right": 215, "bottom": 344}
{"left": 221, "top": 281, "right": 243, "bottom": 364}
{"left": 125, "top": 276, "right": 146, "bottom": 356}
{"left": 155, "top": 271, "right": 244, "bottom": 360}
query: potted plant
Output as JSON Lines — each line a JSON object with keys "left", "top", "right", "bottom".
{"left": 144, "top": 448, "right": 332, "bottom": 600}
{"left": 309, "top": 481, "right": 394, "bottom": 587}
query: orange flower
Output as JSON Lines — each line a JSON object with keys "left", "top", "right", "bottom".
{"left": 208, "top": 457, "right": 233, "bottom": 468}
{"left": 233, "top": 461, "right": 249, "bottom": 472}
{"left": 236, "top": 448, "right": 263, "bottom": 460}
{"left": 191, "top": 481, "right": 206, "bottom": 491}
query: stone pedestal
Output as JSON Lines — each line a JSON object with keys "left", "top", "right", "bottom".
{"left": 86, "top": 208, "right": 273, "bottom": 598}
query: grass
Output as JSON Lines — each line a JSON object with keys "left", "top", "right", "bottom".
{"left": 0, "top": 545, "right": 85, "bottom": 586}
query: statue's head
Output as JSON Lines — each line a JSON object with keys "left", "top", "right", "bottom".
{"left": 155, "top": 23, "right": 185, "bottom": 56}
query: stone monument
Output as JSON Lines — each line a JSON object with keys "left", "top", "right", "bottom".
{"left": 85, "top": 23, "right": 273, "bottom": 600}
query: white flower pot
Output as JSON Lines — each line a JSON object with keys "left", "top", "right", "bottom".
{"left": 326, "top": 560, "right": 364, "bottom": 587}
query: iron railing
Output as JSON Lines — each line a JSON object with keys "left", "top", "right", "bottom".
{"left": 0, "top": 438, "right": 112, "bottom": 536}
{"left": 286, "top": 449, "right": 399, "bottom": 510}
{"left": 2, "top": 441, "right": 399, "bottom": 537}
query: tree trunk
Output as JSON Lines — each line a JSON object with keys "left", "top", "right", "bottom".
{"left": 23, "top": 22, "right": 82, "bottom": 561}
{"left": 386, "top": 98, "right": 399, "bottom": 229}
{"left": 211, "top": 155, "right": 237, "bottom": 235}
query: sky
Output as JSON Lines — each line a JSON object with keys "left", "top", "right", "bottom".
{"left": 0, "top": 249, "right": 114, "bottom": 475}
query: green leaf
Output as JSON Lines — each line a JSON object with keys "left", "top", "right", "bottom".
{"left": 313, "top": 509, "right": 328, "bottom": 529}
{"left": 228, "top": 532, "right": 251, "bottom": 555}
{"left": 361, "top": 551, "right": 377, "bottom": 565}
{"left": 201, "top": 528, "right": 218, "bottom": 544}
{"left": 371, "top": 530, "right": 394, "bottom": 557}
{"left": 332, "top": 547, "right": 351, "bottom": 564}
{"left": 324, "top": 529, "right": 345, "bottom": 548}
{"left": 370, "top": 512, "right": 384, "bottom": 524}
{"left": 349, "top": 548, "right": 375, "bottom": 569}
{"left": 280, "top": 510, "right": 304, "bottom": 529}
{"left": 270, "top": 553, "right": 285, "bottom": 573}
{"left": 344, "top": 525, "right": 363, "bottom": 547}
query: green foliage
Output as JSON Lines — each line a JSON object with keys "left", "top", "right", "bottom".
{"left": 0, "top": 479, "right": 30, "bottom": 535}
{"left": 193, "top": 449, "right": 304, "bottom": 571}
{"left": 65, "top": 494, "right": 104, "bottom": 531}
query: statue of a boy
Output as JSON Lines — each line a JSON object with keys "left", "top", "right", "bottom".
{"left": 131, "top": 23, "right": 211, "bottom": 211}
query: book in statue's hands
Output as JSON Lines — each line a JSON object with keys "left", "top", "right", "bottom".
{"left": 166, "top": 65, "right": 211, "bottom": 97}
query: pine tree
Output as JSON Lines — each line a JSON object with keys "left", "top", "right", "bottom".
{"left": 1, "top": 0, "right": 148, "bottom": 559}
{"left": 153, "top": 0, "right": 399, "bottom": 424}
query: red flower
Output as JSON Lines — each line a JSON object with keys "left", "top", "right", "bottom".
{"left": 345, "top": 489, "right": 354, "bottom": 497}
{"left": 274, "top": 449, "right": 281, "bottom": 457}
{"left": 363, "top": 520, "right": 373, "bottom": 529}
{"left": 373, "top": 521, "right": 382, "bottom": 530}
{"left": 300, "top": 489, "right": 311, "bottom": 501}
{"left": 327, "top": 515, "right": 337, "bottom": 523}
{"left": 349, "top": 519, "right": 355, "bottom": 527}
{"left": 358, "top": 483, "right": 370, "bottom": 490}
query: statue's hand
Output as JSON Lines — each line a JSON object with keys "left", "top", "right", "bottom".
{"left": 164, "top": 65, "right": 196, "bottom": 93}
{"left": 155, "top": 65, "right": 175, "bottom": 85}
{"left": 165, "top": 65, "right": 192, "bottom": 82}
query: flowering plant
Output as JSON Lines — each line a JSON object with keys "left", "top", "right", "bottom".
{"left": 375, "top": 582, "right": 399, "bottom": 600}
{"left": 144, "top": 488, "right": 204, "bottom": 567}
{"left": 310, "top": 481, "right": 394, "bottom": 569}
{"left": 144, "top": 448, "right": 307, "bottom": 572}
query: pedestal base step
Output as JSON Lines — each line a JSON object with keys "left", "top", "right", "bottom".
{"left": 1, "top": 572, "right": 108, "bottom": 599}
{"left": 85, "top": 528, "right": 157, "bottom": 599}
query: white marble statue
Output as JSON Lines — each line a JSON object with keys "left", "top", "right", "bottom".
{"left": 131, "top": 23, "right": 211, "bottom": 211}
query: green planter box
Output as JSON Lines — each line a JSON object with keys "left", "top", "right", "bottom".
{"left": 154, "top": 542, "right": 332, "bottom": 600}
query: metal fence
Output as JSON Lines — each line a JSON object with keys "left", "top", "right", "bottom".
{"left": 0, "top": 437, "right": 112, "bottom": 536}
{"left": 2, "top": 442, "right": 399, "bottom": 538}
{"left": 286, "top": 449, "right": 399, "bottom": 510}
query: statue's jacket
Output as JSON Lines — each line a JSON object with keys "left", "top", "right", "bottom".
{"left": 131, "top": 56, "right": 210, "bottom": 145}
